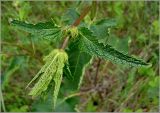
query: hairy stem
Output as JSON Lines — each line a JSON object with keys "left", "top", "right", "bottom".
{"left": 61, "top": 36, "right": 69, "bottom": 49}
{"left": 60, "top": 5, "right": 91, "bottom": 49}
{"left": 72, "top": 5, "right": 91, "bottom": 27}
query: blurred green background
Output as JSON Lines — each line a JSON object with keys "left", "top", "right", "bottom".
{"left": 1, "top": 1, "right": 159, "bottom": 112}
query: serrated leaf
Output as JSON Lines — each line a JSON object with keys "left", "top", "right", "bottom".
{"left": 11, "top": 20, "right": 62, "bottom": 41}
{"left": 90, "top": 18, "right": 117, "bottom": 45}
{"left": 27, "top": 49, "right": 68, "bottom": 108}
{"left": 79, "top": 27, "right": 148, "bottom": 67}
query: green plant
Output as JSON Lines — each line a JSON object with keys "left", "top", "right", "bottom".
{"left": 10, "top": 4, "right": 149, "bottom": 110}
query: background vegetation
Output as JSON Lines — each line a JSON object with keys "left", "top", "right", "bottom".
{"left": 1, "top": 1, "right": 159, "bottom": 112}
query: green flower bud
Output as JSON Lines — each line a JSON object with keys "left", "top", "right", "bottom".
{"left": 67, "top": 26, "right": 79, "bottom": 38}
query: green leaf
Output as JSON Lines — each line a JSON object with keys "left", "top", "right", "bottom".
{"left": 65, "top": 39, "right": 92, "bottom": 90}
{"left": 31, "top": 89, "right": 54, "bottom": 112}
{"left": 90, "top": 18, "right": 117, "bottom": 45}
{"left": 79, "top": 27, "right": 148, "bottom": 67}
{"left": 10, "top": 20, "right": 62, "bottom": 41}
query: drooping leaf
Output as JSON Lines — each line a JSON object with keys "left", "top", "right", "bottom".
{"left": 10, "top": 20, "right": 62, "bottom": 41}
{"left": 90, "top": 18, "right": 117, "bottom": 45}
{"left": 27, "top": 49, "right": 68, "bottom": 108}
{"left": 31, "top": 86, "right": 54, "bottom": 112}
{"left": 65, "top": 39, "right": 92, "bottom": 90}
{"left": 78, "top": 27, "right": 149, "bottom": 67}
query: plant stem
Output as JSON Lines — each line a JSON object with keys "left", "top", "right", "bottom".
{"left": 72, "top": 5, "right": 91, "bottom": 27}
{"left": 94, "top": 58, "right": 101, "bottom": 85}
{"left": 60, "top": 5, "right": 91, "bottom": 49}
{"left": 57, "top": 87, "right": 95, "bottom": 106}
{"left": 61, "top": 36, "right": 69, "bottom": 49}
{"left": 0, "top": 90, "right": 6, "bottom": 112}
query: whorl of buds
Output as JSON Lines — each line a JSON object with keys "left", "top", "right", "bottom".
{"left": 66, "top": 26, "right": 79, "bottom": 38}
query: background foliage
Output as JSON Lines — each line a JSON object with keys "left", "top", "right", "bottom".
{"left": 1, "top": 1, "right": 159, "bottom": 112}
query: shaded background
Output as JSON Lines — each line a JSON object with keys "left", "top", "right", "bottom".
{"left": 1, "top": 1, "right": 159, "bottom": 112}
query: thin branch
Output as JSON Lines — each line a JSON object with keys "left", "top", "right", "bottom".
{"left": 0, "top": 90, "right": 6, "bottom": 112}
{"left": 57, "top": 87, "right": 95, "bottom": 107}
{"left": 29, "top": 37, "right": 36, "bottom": 56}
{"left": 94, "top": 58, "right": 101, "bottom": 85}
{"left": 61, "top": 36, "right": 69, "bottom": 49}
{"left": 72, "top": 5, "right": 91, "bottom": 27}
{"left": 60, "top": 5, "right": 91, "bottom": 49}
